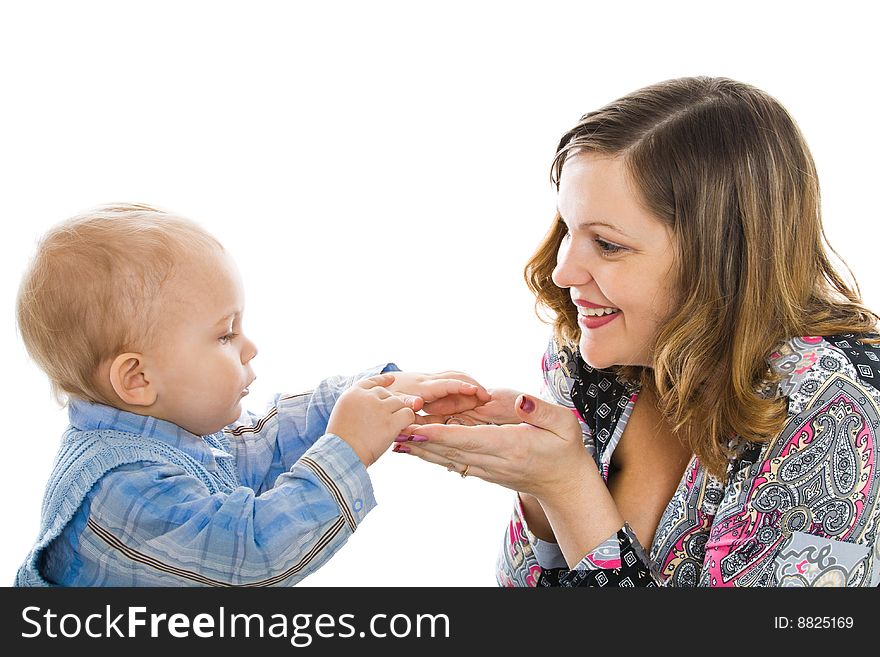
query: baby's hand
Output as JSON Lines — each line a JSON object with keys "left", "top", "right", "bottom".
{"left": 388, "top": 371, "right": 491, "bottom": 416}
{"left": 327, "top": 373, "right": 422, "bottom": 467}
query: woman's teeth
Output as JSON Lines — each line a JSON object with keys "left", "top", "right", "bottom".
{"left": 579, "top": 307, "right": 619, "bottom": 317}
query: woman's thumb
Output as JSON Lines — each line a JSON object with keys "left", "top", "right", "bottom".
{"left": 515, "top": 393, "right": 578, "bottom": 439}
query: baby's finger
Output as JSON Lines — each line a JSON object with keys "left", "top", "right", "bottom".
{"left": 358, "top": 373, "right": 396, "bottom": 389}
{"left": 397, "top": 394, "right": 424, "bottom": 412}
{"left": 418, "top": 379, "right": 491, "bottom": 403}
{"left": 395, "top": 423, "right": 425, "bottom": 440}
{"left": 391, "top": 406, "right": 417, "bottom": 431}
{"left": 383, "top": 393, "right": 423, "bottom": 412}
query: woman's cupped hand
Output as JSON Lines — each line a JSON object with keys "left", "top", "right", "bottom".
{"left": 395, "top": 392, "right": 595, "bottom": 500}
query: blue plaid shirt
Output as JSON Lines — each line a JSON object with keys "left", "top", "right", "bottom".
{"left": 36, "top": 365, "right": 393, "bottom": 586}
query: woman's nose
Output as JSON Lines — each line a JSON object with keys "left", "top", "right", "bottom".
{"left": 551, "top": 239, "right": 592, "bottom": 289}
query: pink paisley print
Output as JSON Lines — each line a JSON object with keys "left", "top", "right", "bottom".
{"left": 703, "top": 388, "right": 877, "bottom": 586}
{"left": 658, "top": 457, "right": 714, "bottom": 581}
{"left": 793, "top": 351, "right": 818, "bottom": 375}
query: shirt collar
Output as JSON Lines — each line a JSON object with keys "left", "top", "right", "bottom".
{"left": 67, "top": 398, "right": 228, "bottom": 470}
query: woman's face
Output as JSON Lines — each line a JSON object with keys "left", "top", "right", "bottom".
{"left": 553, "top": 153, "right": 677, "bottom": 369}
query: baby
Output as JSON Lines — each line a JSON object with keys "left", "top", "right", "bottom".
{"left": 15, "top": 203, "right": 488, "bottom": 586}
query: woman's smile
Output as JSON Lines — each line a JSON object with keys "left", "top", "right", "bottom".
{"left": 575, "top": 298, "right": 620, "bottom": 329}
{"left": 577, "top": 309, "right": 620, "bottom": 330}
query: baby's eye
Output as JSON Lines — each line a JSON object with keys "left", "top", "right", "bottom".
{"left": 595, "top": 237, "right": 624, "bottom": 256}
{"left": 219, "top": 333, "right": 238, "bottom": 345}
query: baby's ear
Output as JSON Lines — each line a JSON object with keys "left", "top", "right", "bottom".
{"left": 108, "top": 353, "right": 157, "bottom": 407}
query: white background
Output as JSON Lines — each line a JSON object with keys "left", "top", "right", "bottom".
{"left": 1, "top": 1, "right": 877, "bottom": 587}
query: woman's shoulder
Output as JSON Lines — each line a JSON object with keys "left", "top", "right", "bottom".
{"left": 819, "top": 333, "right": 880, "bottom": 392}
{"left": 727, "top": 333, "right": 880, "bottom": 586}
{"left": 768, "top": 333, "right": 880, "bottom": 409}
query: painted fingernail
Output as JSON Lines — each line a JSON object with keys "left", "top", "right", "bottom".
{"left": 519, "top": 396, "right": 535, "bottom": 413}
{"left": 392, "top": 444, "right": 411, "bottom": 453}
{"left": 410, "top": 434, "right": 429, "bottom": 442}
{"left": 395, "top": 434, "right": 410, "bottom": 442}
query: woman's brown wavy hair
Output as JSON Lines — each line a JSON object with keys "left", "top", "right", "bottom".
{"left": 526, "top": 76, "right": 879, "bottom": 479}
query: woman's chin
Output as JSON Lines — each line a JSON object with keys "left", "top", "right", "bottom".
{"left": 578, "top": 341, "right": 616, "bottom": 370}
{"left": 580, "top": 337, "right": 653, "bottom": 370}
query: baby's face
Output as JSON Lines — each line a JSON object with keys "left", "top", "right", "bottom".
{"left": 147, "top": 247, "right": 258, "bottom": 435}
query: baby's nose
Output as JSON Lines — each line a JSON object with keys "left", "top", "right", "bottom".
{"left": 242, "top": 337, "right": 258, "bottom": 363}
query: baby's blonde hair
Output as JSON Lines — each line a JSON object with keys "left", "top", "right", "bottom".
{"left": 17, "top": 203, "right": 223, "bottom": 405}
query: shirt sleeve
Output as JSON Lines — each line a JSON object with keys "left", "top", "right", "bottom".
{"left": 539, "top": 524, "right": 659, "bottom": 587}
{"left": 227, "top": 363, "right": 398, "bottom": 494}
{"left": 48, "top": 364, "right": 399, "bottom": 586}
{"left": 496, "top": 494, "right": 560, "bottom": 587}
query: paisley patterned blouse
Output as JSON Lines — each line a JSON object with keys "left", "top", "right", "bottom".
{"left": 496, "top": 334, "right": 880, "bottom": 587}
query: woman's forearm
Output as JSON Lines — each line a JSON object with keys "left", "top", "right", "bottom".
{"left": 537, "top": 467, "right": 625, "bottom": 569}
{"left": 518, "top": 492, "right": 556, "bottom": 542}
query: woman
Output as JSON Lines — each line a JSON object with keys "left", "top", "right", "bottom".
{"left": 396, "top": 76, "right": 880, "bottom": 587}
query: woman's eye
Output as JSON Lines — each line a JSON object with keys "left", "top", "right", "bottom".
{"left": 595, "top": 237, "right": 624, "bottom": 255}
{"left": 219, "top": 333, "right": 238, "bottom": 344}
